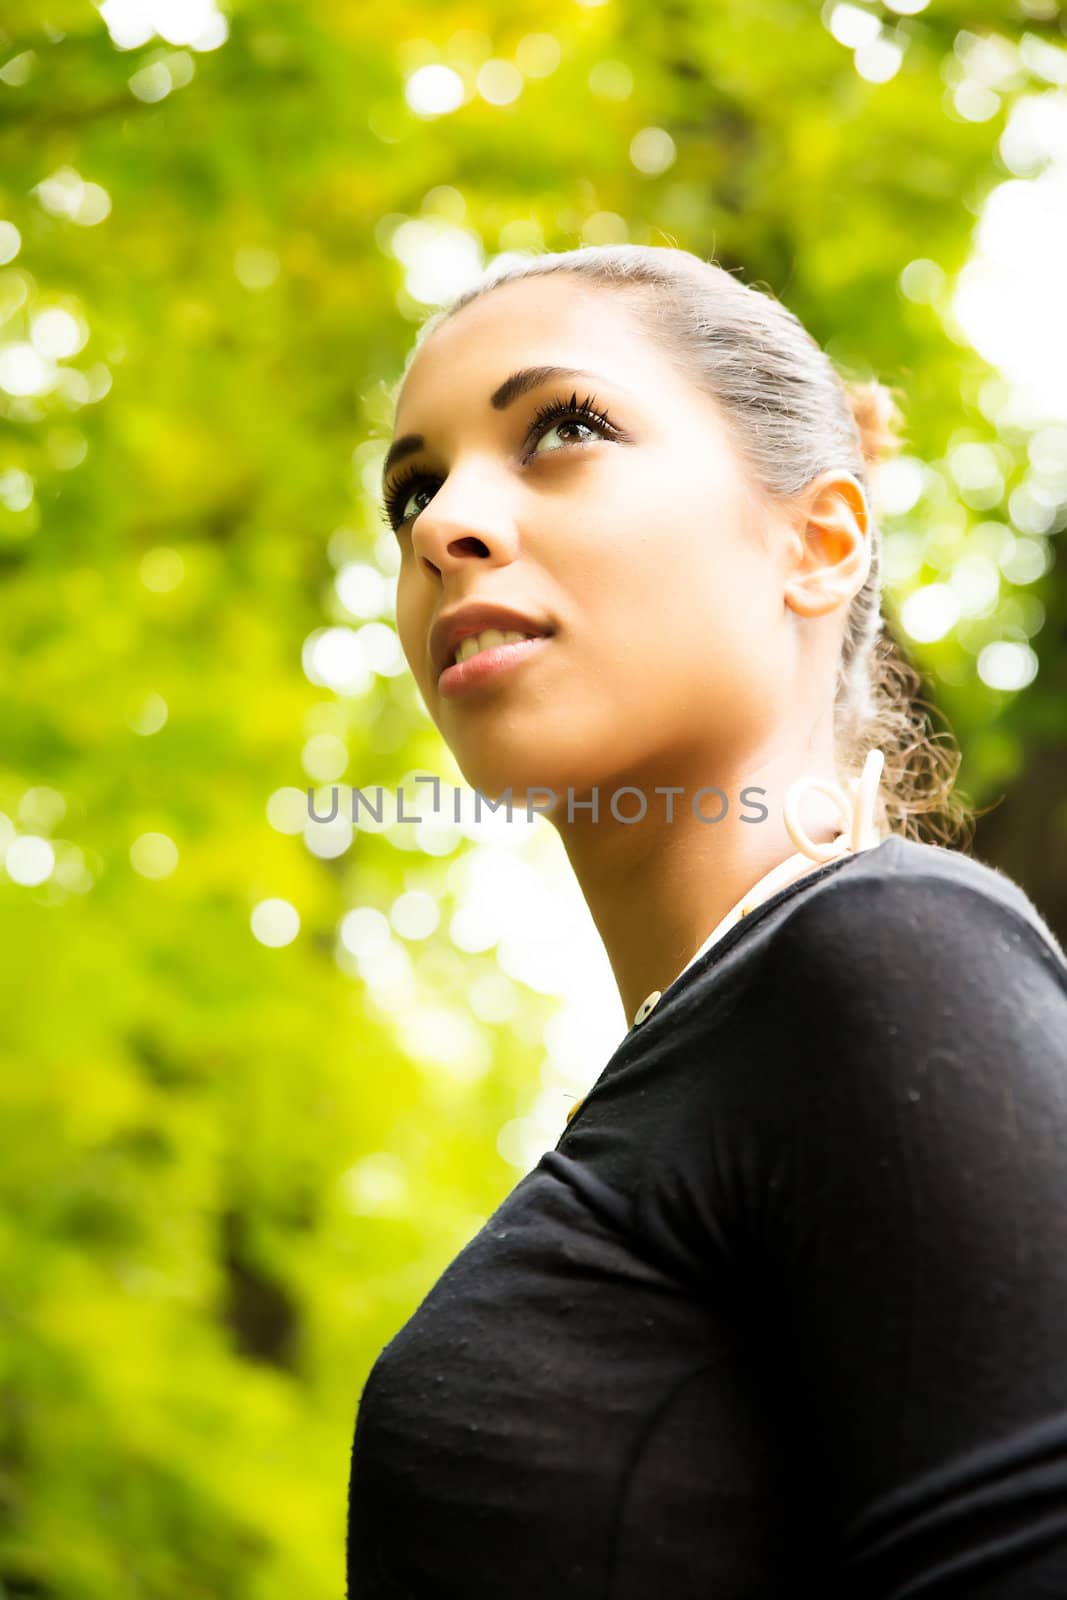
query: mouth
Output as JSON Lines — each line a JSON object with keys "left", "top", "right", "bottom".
{"left": 445, "top": 625, "right": 550, "bottom": 672}
{"left": 430, "top": 604, "right": 555, "bottom": 682}
{"left": 437, "top": 630, "right": 555, "bottom": 699}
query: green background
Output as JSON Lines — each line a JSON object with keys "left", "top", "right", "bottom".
{"left": 2, "top": 1, "right": 1066, "bottom": 1593}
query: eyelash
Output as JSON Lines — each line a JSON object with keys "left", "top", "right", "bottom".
{"left": 379, "top": 390, "right": 620, "bottom": 533}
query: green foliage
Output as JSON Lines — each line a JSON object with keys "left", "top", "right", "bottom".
{"left": 1, "top": 1, "right": 1065, "bottom": 1593}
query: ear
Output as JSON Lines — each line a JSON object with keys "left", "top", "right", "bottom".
{"left": 783, "top": 470, "right": 872, "bottom": 620}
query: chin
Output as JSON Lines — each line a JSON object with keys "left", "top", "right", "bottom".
{"left": 435, "top": 697, "right": 624, "bottom": 816}
{"left": 444, "top": 742, "right": 592, "bottom": 821}
{"left": 454, "top": 758, "right": 562, "bottom": 810}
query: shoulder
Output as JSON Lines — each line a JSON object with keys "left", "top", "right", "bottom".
{"left": 734, "top": 836, "right": 1067, "bottom": 1198}
{"left": 740, "top": 833, "right": 1067, "bottom": 1105}
{"left": 770, "top": 831, "right": 1067, "bottom": 990}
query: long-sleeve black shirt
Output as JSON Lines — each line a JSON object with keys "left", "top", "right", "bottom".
{"left": 346, "top": 832, "right": 1067, "bottom": 1597}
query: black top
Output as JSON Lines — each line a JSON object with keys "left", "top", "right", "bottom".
{"left": 346, "top": 833, "right": 1067, "bottom": 1598}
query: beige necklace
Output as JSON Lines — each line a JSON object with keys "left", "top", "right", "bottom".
{"left": 564, "top": 749, "right": 886, "bottom": 1124}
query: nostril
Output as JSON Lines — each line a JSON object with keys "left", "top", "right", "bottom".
{"left": 448, "top": 536, "right": 491, "bottom": 558}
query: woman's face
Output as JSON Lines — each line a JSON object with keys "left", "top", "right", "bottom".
{"left": 384, "top": 274, "right": 810, "bottom": 804}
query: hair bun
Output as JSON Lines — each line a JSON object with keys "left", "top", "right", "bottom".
{"left": 845, "top": 378, "right": 907, "bottom": 466}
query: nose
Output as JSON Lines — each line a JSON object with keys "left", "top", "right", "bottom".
{"left": 411, "top": 468, "right": 521, "bottom": 577}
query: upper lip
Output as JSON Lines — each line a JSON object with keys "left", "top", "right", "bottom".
{"left": 430, "top": 602, "right": 554, "bottom": 679}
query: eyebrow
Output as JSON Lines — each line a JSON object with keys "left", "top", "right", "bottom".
{"left": 380, "top": 365, "right": 622, "bottom": 489}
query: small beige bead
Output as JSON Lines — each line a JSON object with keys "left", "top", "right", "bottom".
{"left": 633, "top": 990, "right": 663, "bottom": 1026}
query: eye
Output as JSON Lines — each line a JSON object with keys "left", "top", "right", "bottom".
{"left": 380, "top": 463, "right": 434, "bottom": 534}
{"left": 378, "top": 390, "right": 621, "bottom": 534}
{"left": 525, "top": 391, "right": 619, "bottom": 458}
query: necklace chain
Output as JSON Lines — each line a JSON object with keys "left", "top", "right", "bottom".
{"left": 563, "top": 751, "right": 887, "bottom": 1123}
{"left": 629, "top": 748, "right": 887, "bottom": 1029}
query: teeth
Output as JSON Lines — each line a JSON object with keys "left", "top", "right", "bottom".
{"left": 454, "top": 628, "right": 537, "bottom": 666}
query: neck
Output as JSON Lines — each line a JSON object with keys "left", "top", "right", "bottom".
{"left": 552, "top": 745, "right": 846, "bottom": 1028}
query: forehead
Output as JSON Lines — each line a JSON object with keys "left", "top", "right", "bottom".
{"left": 393, "top": 275, "right": 672, "bottom": 425}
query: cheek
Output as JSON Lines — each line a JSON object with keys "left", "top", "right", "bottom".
{"left": 596, "top": 519, "right": 770, "bottom": 656}
{"left": 588, "top": 529, "right": 784, "bottom": 723}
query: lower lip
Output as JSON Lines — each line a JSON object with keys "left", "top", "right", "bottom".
{"left": 437, "top": 634, "right": 553, "bottom": 699}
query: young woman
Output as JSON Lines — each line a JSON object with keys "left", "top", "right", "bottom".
{"left": 346, "top": 245, "right": 1067, "bottom": 1597}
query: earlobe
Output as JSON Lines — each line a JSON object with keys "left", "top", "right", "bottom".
{"left": 784, "top": 570, "right": 864, "bottom": 619}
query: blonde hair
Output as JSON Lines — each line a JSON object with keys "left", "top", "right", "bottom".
{"left": 411, "top": 244, "right": 976, "bottom": 849}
